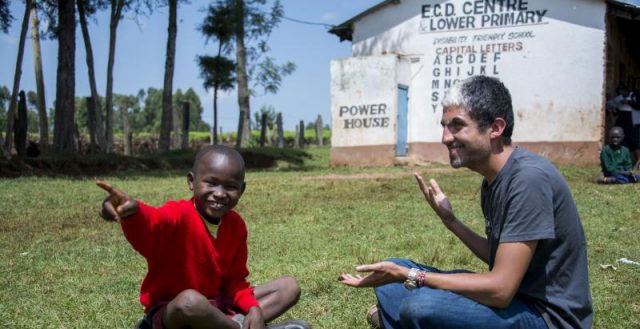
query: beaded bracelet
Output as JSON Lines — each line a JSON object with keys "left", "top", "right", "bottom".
{"left": 417, "top": 270, "right": 427, "bottom": 287}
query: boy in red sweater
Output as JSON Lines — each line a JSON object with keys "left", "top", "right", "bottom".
{"left": 97, "top": 145, "right": 309, "bottom": 329}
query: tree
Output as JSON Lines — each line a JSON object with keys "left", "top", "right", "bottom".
{"left": 0, "top": 0, "right": 11, "bottom": 33}
{"left": 208, "top": 0, "right": 294, "bottom": 148}
{"left": 173, "top": 88, "right": 209, "bottom": 132}
{"left": 252, "top": 104, "right": 275, "bottom": 133}
{"left": 104, "top": 0, "right": 126, "bottom": 153}
{"left": 53, "top": 0, "right": 77, "bottom": 152}
{"left": 199, "top": 2, "right": 236, "bottom": 145}
{"left": 158, "top": 0, "right": 178, "bottom": 153}
{"left": 26, "top": 91, "right": 43, "bottom": 134}
{"left": 2, "top": 0, "right": 32, "bottom": 158}
{"left": 78, "top": 0, "right": 107, "bottom": 152}
{"left": 0, "top": 85, "right": 10, "bottom": 134}
{"left": 29, "top": 5, "right": 48, "bottom": 148}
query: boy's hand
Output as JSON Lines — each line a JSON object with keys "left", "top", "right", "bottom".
{"left": 96, "top": 179, "right": 138, "bottom": 221}
{"left": 243, "top": 306, "right": 265, "bottom": 329}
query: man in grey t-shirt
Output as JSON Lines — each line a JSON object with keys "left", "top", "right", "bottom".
{"left": 339, "top": 76, "right": 593, "bottom": 328}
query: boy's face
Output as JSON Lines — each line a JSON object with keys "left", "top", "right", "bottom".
{"left": 609, "top": 128, "right": 624, "bottom": 147}
{"left": 188, "top": 152, "right": 245, "bottom": 222}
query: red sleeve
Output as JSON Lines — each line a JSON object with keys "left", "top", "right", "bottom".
{"left": 222, "top": 212, "right": 260, "bottom": 313}
{"left": 120, "top": 201, "right": 180, "bottom": 258}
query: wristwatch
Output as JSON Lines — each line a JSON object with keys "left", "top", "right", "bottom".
{"left": 403, "top": 268, "right": 419, "bottom": 290}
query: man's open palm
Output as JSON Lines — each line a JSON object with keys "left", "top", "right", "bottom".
{"left": 414, "top": 173, "right": 455, "bottom": 224}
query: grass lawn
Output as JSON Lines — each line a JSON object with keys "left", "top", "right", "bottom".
{"left": 0, "top": 146, "right": 638, "bottom": 328}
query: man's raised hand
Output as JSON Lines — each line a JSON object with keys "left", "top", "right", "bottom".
{"left": 414, "top": 173, "right": 455, "bottom": 225}
{"left": 96, "top": 179, "right": 138, "bottom": 221}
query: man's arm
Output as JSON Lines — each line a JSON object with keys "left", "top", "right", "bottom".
{"left": 424, "top": 241, "right": 537, "bottom": 308}
{"left": 414, "top": 174, "right": 489, "bottom": 263}
{"left": 340, "top": 240, "right": 536, "bottom": 309}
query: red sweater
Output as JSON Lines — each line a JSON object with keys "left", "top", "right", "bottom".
{"left": 121, "top": 199, "right": 259, "bottom": 313}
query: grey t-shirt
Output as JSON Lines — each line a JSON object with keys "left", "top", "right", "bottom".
{"left": 481, "top": 148, "right": 593, "bottom": 328}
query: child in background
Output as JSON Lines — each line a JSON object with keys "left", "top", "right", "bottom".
{"left": 97, "top": 145, "right": 310, "bottom": 329}
{"left": 598, "top": 126, "right": 640, "bottom": 184}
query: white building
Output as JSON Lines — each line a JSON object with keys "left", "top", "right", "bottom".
{"left": 329, "top": 0, "right": 640, "bottom": 166}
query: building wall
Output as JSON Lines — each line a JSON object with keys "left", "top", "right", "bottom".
{"left": 331, "top": 0, "right": 607, "bottom": 166}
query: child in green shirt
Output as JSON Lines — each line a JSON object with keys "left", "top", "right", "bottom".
{"left": 598, "top": 126, "right": 640, "bottom": 183}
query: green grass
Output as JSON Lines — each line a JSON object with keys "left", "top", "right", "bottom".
{"left": 0, "top": 146, "right": 638, "bottom": 328}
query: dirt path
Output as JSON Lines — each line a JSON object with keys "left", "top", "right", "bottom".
{"left": 302, "top": 167, "right": 456, "bottom": 181}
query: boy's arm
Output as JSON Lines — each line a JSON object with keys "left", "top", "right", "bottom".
{"left": 222, "top": 217, "right": 260, "bottom": 313}
{"left": 96, "top": 179, "right": 170, "bottom": 257}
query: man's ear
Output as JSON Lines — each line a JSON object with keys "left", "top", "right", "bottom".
{"left": 240, "top": 182, "right": 247, "bottom": 195}
{"left": 490, "top": 118, "right": 507, "bottom": 140}
{"left": 187, "top": 172, "right": 195, "bottom": 191}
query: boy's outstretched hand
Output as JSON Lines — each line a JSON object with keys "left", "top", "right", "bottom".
{"left": 96, "top": 179, "right": 138, "bottom": 221}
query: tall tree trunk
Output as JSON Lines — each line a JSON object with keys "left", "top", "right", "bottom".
{"left": 213, "top": 87, "right": 218, "bottom": 145}
{"left": 234, "top": 0, "right": 250, "bottom": 148}
{"left": 105, "top": 0, "right": 125, "bottom": 153}
{"left": 159, "top": 0, "right": 177, "bottom": 153}
{"left": 2, "top": 0, "right": 31, "bottom": 158}
{"left": 53, "top": 0, "right": 76, "bottom": 152}
{"left": 30, "top": 6, "right": 48, "bottom": 150}
{"left": 78, "top": 0, "right": 106, "bottom": 153}
{"left": 15, "top": 91, "right": 28, "bottom": 156}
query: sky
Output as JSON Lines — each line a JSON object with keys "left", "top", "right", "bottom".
{"left": 0, "top": 0, "right": 380, "bottom": 132}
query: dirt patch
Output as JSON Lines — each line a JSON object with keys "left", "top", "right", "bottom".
{"left": 303, "top": 167, "right": 456, "bottom": 181}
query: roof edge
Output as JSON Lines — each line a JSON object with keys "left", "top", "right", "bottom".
{"left": 328, "top": 0, "right": 400, "bottom": 42}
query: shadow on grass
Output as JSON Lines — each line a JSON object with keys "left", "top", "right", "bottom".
{"left": 0, "top": 147, "right": 313, "bottom": 178}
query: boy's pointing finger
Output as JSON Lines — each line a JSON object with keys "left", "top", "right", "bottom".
{"left": 96, "top": 179, "right": 118, "bottom": 195}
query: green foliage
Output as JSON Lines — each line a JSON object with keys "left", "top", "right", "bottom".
{"left": 252, "top": 104, "right": 276, "bottom": 132}
{"left": 72, "top": 88, "right": 209, "bottom": 136}
{"left": 0, "top": 85, "right": 10, "bottom": 131}
{"left": 0, "top": 1, "right": 11, "bottom": 33}
{"left": 0, "top": 150, "right": 636, "bottom": 328}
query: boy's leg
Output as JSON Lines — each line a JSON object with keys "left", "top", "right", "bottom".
{"left": 161, "top": 289, "right": 240, "bottom": 329}
{"left": 253, "top": 276, "right": 301, "bottom": 322}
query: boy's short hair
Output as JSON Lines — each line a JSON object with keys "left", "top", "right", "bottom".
{"left": 442, "top": 76, "right": 514, "bottom": 145}
{"left": 192, "top": 145, "right": 246, "bottom": 178}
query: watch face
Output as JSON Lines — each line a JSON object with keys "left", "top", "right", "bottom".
{"left": 404, "top": 279, "right": 417, "bottom": 290}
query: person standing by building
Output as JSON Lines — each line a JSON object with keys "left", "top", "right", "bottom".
{"left": 339, "top": 76, "right": 593, "bottom": 329}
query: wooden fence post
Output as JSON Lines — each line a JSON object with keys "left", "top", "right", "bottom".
{"left": 181, "top": 102, "right": 190, "bottom": 150}
{"left": 315, "top": 115, "right": 323, "bottom": 146}
{"left": 121, "top": 103, "right": 131, "bottom": 156}
{"left": 276, "top": 112, "right": 284, "bottom": 148}
{"left": 298, "top": 120, "right": 305, "bottom": 149}
{"left": 259, "top": 112, "right": 267, "bottom": 147}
